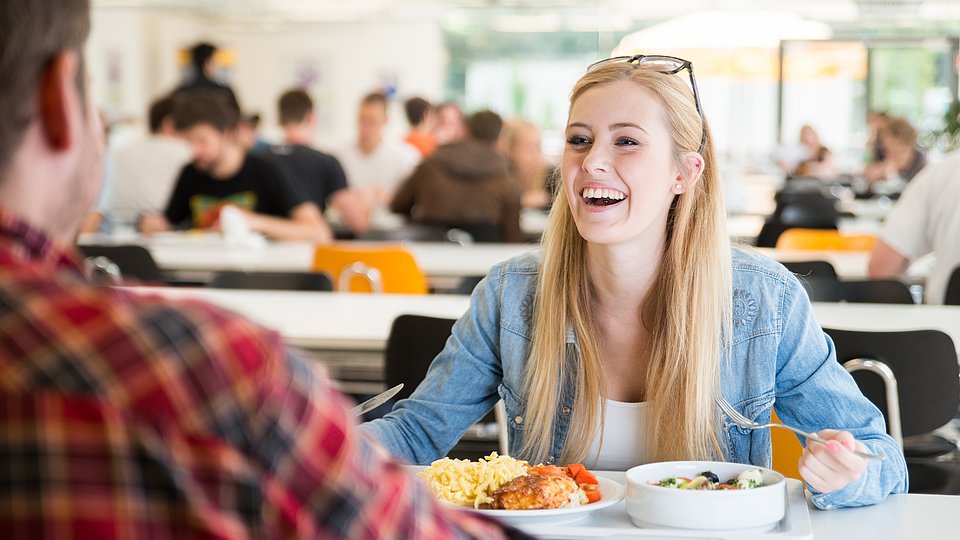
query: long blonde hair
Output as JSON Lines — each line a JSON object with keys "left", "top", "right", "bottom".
{"left": 520, "top": 61, "right": 732, "bottom": 465}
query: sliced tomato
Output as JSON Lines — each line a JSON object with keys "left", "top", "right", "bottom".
{"left": 567, "top": 463, "right": 585, "bottom": 479}
{"left": 585, "top": 490, "right": 602, "bottom": 503}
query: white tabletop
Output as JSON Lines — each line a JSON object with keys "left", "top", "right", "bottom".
{"left": 128, "top": 287, "right": 471, "bottom": 350}
{"left": 82, "top": 232, "right": 535, "bottom": 280}
{"left": 753, "top": 247, "right": 932, "bottom": 281}
{"left": 128, "top": 288, "right": 960, "bottom": 358}
{"left": 538, "top": 471, "right": 957, "bottom": 540}
{"left": 807, "top": 492, "right": 959, "bottom": 539}
{"left": 84, "top": 232, "right": 934, "bottom": 283}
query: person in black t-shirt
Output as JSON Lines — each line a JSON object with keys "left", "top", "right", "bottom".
{"left": 265, "top": 89, "right": 370, "bottom": 235}
{"left": 140, "top": 94, "right": 331, "bottom": 242}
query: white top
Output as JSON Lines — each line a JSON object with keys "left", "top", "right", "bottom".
{"left": 586, "top": 399, "right": 647, "bottom": 471}
{"left": 878, "top": 150, "right": 960, "bottom": 303}
{"left": 111, "top": 136, "right": 193, "bottom": 215}
{"left": 334, "top": 139, "right": 420, "bottom": 195}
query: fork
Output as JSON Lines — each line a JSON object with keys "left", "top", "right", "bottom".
{"left": 716, "top": 397, "right": 886, "bottom": 461}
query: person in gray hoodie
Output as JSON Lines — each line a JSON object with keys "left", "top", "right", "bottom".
{"left": 390, "top": 110, "right": 523, "bottom": 242}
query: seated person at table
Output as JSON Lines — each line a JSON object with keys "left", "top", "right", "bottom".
{"left": 265, "top": 88, "right": 371, "bottom": 235}
{"left": 863, "top": 116, "right": 927, "bottom": 184}
{"left": 390, "top": 110, "right": 523, "bottom": 243}
{"left": 792, "top": 124, "right": 835, "bottom": 179}
{"left": 0, "top": 2, "right": 527, "bottom": 537}
{"left": 334, "top": 92, "right": 420, "bottom": 209}
{"left": 140, "top": 94, "right": 332, "bottom": 242}
{"left": 364, "top": 54, "right": 906, "bottom": 509}
{"left": 501, "top": 118, "right": 556, "bottom": 210}
{"left": 111, "top": 95, "right": 193, "bottom": 218}
{"left": 868, "top": 149, "right": 960, "bottom": 304}
{"left": 403, "top": 96, "right": 438, "bottom": 157}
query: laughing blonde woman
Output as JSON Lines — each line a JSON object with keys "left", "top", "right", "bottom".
{"left": 362, "top": 55, "right": 907, "bottom": 509}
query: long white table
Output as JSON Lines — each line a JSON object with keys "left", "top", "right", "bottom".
{"left": 85, "top": 233, "right": 931, "bottom": 283}
{"left": 129, "top": 288, "right": 960, "bottom": 357}
{"left": 753, "top": 247, "right": 933, "bottom": 282}
{"left": 82, "top": 233, "right": 535, "bottom": 283}
{"left": 130, "top": 287, "right": 960, "bottom": 536}
{"left": 131, "top": 286, "right": 960, "bottom": 537}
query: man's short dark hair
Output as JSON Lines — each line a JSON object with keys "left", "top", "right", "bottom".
{"left": 361, "top": 92, "right": 388, "bottom": 109}
{"left": 467, "top": 110, "right": 503, "bottom": 144}
{"left": 404, "top": 97, "right": 431, "bottom": 127}
{"left": 0, "top": 0, "right": 91, "bottom": 177}
{"left": 148, "top": 96, "right": 177, "bottom": 133}
{"left": 278, "top": 89, "right": 313, "bottom": 125}
{"left": 172, "top": 93, "right": 239, "bottom": 133}
{"left": 190, "top": 42, "right": 216, "bottom": 74}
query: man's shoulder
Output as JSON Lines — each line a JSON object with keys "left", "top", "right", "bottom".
{"left": 2, "top": 274, "right": 283, "bottom": 389}
{"left": 919, "top": 151, "right": 960, "bottom": 185}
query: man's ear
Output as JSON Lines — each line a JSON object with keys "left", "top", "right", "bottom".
{"left": 677, "top": 151, "right": 706, "bottom": 187}
{"left": 38, "top": 51, "right": 80, "bottom": 151}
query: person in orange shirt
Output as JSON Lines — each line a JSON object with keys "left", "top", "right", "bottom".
{"left": 403, "top": 96, "right": 437, "bottom": 157}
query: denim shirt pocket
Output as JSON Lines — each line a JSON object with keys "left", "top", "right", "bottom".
{"left": 498, "top": 382, "right": 527, "bottom": 455}
{"left": 721, "top": 392, "right": 775, "bottom": 466}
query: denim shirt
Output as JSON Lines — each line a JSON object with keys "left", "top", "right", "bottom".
{"left": 362, "top": 247, "right": 908, "bottom": 509}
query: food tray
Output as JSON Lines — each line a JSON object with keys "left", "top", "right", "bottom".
{"left": 519, "top": 474, "right": 812, "bottom": 540}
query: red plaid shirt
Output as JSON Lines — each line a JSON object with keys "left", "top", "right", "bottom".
{"left": 0, "top": 211, "right": 529, "bottom": 540}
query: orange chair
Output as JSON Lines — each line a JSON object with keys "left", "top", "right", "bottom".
{"left": 775, "top": 229, "right": 877, "bottom": 251}
{"left": 770, "top": 408, "right": 803, "bottom": 480}
{"left": 312, "top": 244, "right": 428, "bottom": 294}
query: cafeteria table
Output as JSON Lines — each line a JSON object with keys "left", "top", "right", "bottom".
{"left": 127, "top": 288, "right": 960, "bottom": 393}
{"left": 83, "top": 232, "right": 932, "bottom": 284}
{"left": 81, "top": 232, "right": 534, "bottom": 286}
{"left": 127, "top": 287, "right": 960, "bottom": 537}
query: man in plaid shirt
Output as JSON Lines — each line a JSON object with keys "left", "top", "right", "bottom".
{"left": 0, "top": 1, "right": 530, "bottom": 538}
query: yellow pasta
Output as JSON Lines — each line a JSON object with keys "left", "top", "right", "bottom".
{"left": 418, "top": 452, "right": 529, "bottom": 508}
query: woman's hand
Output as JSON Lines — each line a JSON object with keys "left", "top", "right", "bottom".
{"left": 798, "top": 429, "right": 868, "bottom": 493}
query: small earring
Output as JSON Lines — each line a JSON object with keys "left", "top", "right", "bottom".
{"left": 673, "top": 183, "right": 684, "bottom": 194}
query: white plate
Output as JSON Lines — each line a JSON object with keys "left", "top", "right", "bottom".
{"left": 453, "top": 476, "right": 625, "bottom": 526}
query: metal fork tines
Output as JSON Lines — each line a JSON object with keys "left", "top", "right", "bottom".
{"left": 716, "top": 397, "right": 886, "bottom": 461}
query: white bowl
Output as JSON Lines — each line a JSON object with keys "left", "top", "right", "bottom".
{"left": 625, "top": 461, "right": 786, "bottom": 532}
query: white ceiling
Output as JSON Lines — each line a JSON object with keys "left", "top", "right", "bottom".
{"left": 92, "top": 0, "right": 960, "bottom": 27}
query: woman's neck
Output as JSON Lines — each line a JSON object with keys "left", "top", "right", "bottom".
{"left": 586, "top": 236, "right": 665, "bottom": 315}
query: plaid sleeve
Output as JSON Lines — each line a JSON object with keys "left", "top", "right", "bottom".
{"left": 248, "top": 340, "right": 530, "bottom": 540}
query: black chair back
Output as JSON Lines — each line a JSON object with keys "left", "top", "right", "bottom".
{"left": 416, "top": 221, "right": 503, "bottom": 243}
{"left": 208, "top": 271, "right": 333, "bottom": 291}
{"left": 825, "top": 328, "right": 960, "bottom": 495}
{"left": 78, "top": 244, "right": 161, "bottom": 282}
{"left": 945, "top": 267, "right": 960, "bottom": 305}
{"left": 777, "top": 203, "right": 840, "bottom": 226}
{"left": 755, "top": 185, "right": 841, "bottom": 247}
{"left": 357, "top": 224, "right": 450, "bottom": 243}
{"left": 384, "top": 314, "right": 496, "bottom": 420}
{"left": 801, "top": 277, "right": 914, "bottom": 304}
{"left": 825, "top": 328, "right": 959, "bottom": 438}
{"left": 385, "top": 315, "right": 456, "bottom": 402}
{"left": 781, "top": 260, "right": 838, "bottom": 279}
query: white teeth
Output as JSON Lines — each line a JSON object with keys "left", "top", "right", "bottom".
{"left": 582, "top": 187, "right": 626, "bottom": 200}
